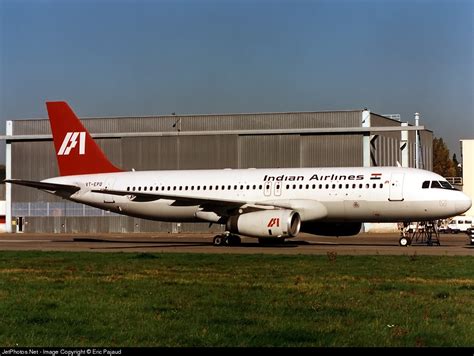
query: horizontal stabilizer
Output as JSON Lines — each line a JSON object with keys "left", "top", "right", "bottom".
{"left": 4, "top": 179, "right": 80, "bottom": 193}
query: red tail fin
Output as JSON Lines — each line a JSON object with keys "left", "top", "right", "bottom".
{"left": 46, "top": 101, "right": 123, "bottom": 176}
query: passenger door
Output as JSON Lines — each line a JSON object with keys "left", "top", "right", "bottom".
{"left": 389, "top": 173, "right": 404, "bottom": 201}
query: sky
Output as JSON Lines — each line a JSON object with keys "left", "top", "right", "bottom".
{"left": 0, "top": 0, "right": 473, "bottom": 164}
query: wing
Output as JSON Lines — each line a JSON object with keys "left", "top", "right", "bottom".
{"left": 92, "top": 188, "right": 328, "bottom": 221}
{"left": 91, "top": 188, "right": 248, "bottom": 208}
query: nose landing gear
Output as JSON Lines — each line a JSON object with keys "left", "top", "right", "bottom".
{"left": 399, "top": 236, "right": 412, "bottom": 247}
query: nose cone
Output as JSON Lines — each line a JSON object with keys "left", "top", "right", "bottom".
{"left": 455, "top": 193, "right": 472, "bottom": 215}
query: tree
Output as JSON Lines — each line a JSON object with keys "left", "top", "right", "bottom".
{"left": 432, "top": 137, "right": 456, "bottom": 177}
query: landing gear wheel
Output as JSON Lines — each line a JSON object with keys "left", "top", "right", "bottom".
{"left": 399, "top": 236, "right": 411, "bottom": 247}
{"left": 213, "top": 234, "right": 241, "bottom": 246}
{"left": 213, "top": 235, "right": 226, "bottom": 246}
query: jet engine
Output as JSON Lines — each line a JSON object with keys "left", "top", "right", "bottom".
{"left": 226, "top": 210, "right": 301, "bottom": 238}
{"left": 301, "top": 221, "right": 362, "bottom": 236}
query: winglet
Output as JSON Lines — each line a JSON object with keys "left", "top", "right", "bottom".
{"left": 46, "top": 101, "right": 123, "bottom": 176}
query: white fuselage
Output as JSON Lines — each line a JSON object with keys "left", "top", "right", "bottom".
{"left": 44, "top": 166, "right": 472, "bottom": 224}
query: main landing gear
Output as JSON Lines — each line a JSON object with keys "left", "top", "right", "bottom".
{"left": 213, "top": 233, "right": 241, "bottom": 246}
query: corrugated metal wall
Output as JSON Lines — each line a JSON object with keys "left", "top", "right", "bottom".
{"left": 22, "top": 216, "right": 224, "bottom": 234}
{"left": 370, "top": 114, "right": 433, "bottom": 169}
{"left": 238, "top": 135, "right": 301, "bottom": 168}
{"left": 419, "top": 130, "right": 433, "bottom": 171}
{"left": 13, "top": 110, "right": 362, "bottom": 135}
{"left": 301, "top": 134, "right": 363, "bottom": 167}
{"left": 8, "top": 109, "right": 432, "bottom": 233}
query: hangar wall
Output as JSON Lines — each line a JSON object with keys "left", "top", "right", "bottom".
{"left": 5, "top": 109, "right": 433, "bottom": 233}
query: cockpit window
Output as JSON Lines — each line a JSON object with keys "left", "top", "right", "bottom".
{"left": 426, "top": 180, "right": 457, "bottom": 190}
{"left": 439, "top": 181, "right": 455, "bottom": 190}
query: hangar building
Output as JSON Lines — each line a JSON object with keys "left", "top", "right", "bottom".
{"left": 3, "top": 109, "right": 432, "bottom": 233}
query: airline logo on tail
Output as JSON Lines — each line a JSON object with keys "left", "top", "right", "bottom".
{"left": 58, "top": 132, "right": 86, "bottom": 156}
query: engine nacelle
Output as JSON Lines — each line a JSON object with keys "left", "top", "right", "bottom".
{"left": 226, "top": 210, "right": 301, "bottom": 238}
{"left": 301, "top": 221, "right": 362, "bottom": 236}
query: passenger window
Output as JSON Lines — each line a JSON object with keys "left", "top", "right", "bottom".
{"left": 127, "top": 187, "right": 130, "bottom": 191}
{"left": 422, "top": 181, "right": 430, "bottom": 189}
{"left": 286, "top": 184, "right": 290, "bottom": 189}
{"left": 379, "top": 183, "right": 383, "bottom": 188}
{"left": 138, "top": 187, "right": 142, "bottom": 191}
{"left": 144, "top": 187, "right": 147, "bottom": 191}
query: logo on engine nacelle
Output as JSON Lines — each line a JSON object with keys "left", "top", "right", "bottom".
{"left": 267, "top": 218, "right": 280, "bottom": 228}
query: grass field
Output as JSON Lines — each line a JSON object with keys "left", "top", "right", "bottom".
{"left": 0, "top": 251, "right": 472, "bottom": 347}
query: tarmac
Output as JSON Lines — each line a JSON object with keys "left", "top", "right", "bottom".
{"left": 0, "top": 232, "right": 472, "bottom": 256}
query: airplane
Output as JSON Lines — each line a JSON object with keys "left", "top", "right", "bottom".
{"left": 5, "top": 101, "right": 472, "bottom": 246}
